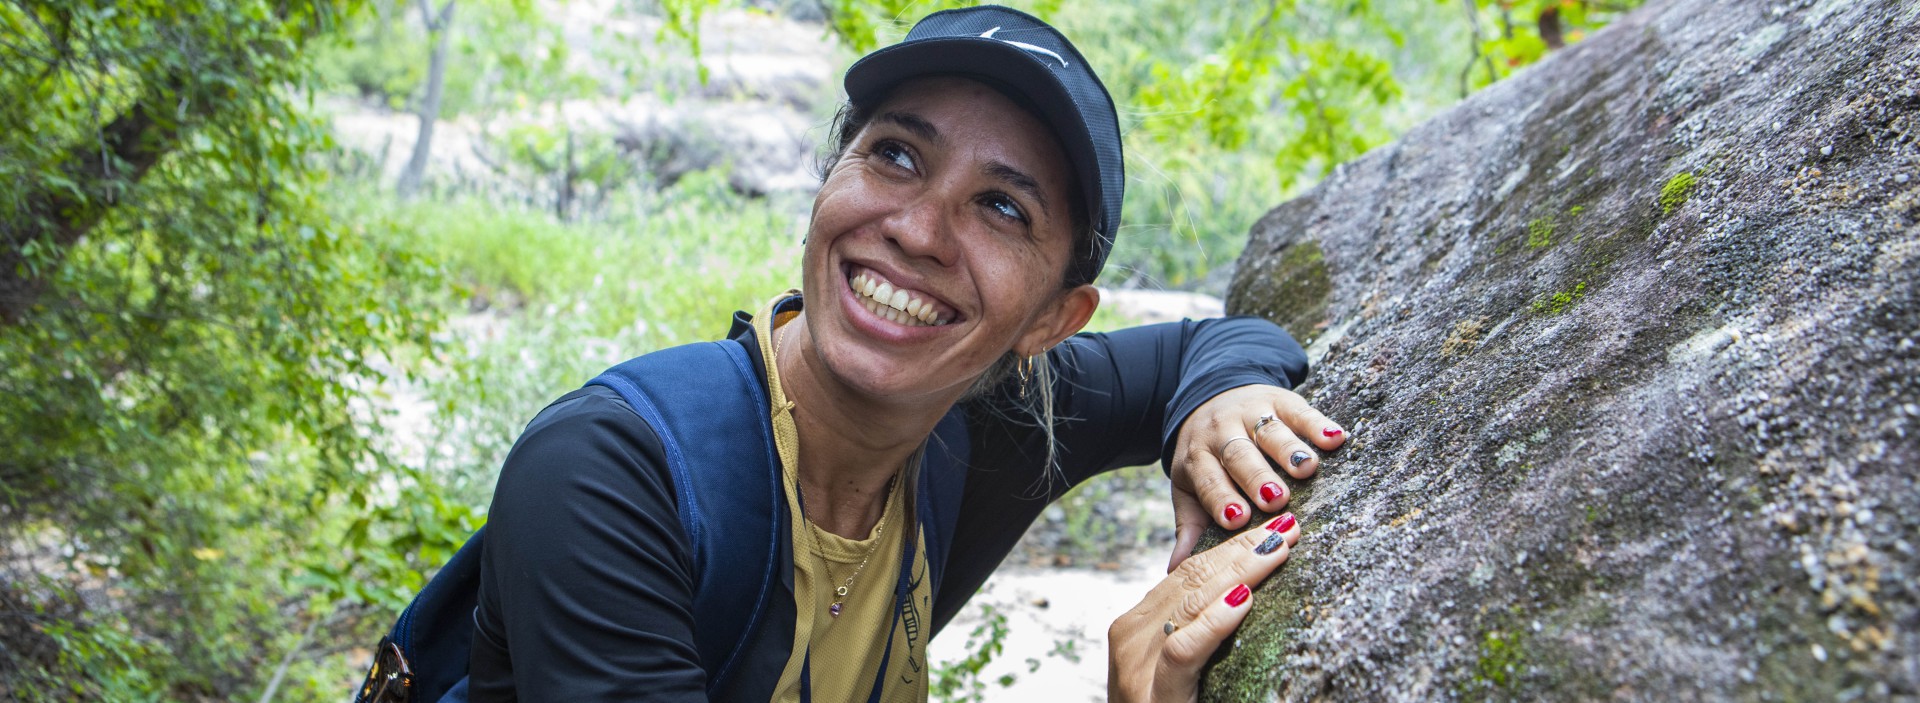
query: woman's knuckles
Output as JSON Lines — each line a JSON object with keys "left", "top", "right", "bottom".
{"left": 1218, "top": 437, "right": 1262, "bottom": 463}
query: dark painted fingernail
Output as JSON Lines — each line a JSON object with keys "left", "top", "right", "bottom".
{"left": 1254, "top": 531, "right": 1286, "bottom": 555}
{"left": 1223, "top": 503, "right": 1245, "bottom": 522}
{"left": 1323, "top": 427, "right": 1343, "bottom": 438}
{"left": 1225, "top": 583, "right": 1252, "bottom": 606}
{"left": 1290, "top": 451, "right": 1312, "bottom": 467}
{"left": 1265, "top": 513, "right": 1296, "bottom": 533}
{"left": 1259, "top": 482, "right": 1284, "bottom": 503}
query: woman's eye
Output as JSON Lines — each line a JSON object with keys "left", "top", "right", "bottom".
{"left": 876, "top": 141, "right": 915, "bottom": 172}
{"left": 983, "top": 194, "right": 1028, "bottom": 224}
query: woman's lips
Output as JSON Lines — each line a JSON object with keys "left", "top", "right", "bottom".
{"left": 846, "top": 267, "right": 955, "bottom": 327}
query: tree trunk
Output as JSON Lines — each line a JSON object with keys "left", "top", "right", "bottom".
{"left": 397, "top": 0, "right": 455, "bottom": 199}
{"left": 1539, "top": 5, "right": 1566, "bottom": 50}
{"left": 1, "top": 79, "right": 183, "bottom": 325}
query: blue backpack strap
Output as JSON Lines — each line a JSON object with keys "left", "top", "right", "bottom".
{"left": 355, "top": 527, "right": 486, "bottom": 703}
{"left": 919, "top": 410, "right": 970, "bottom": 603}
{"left": 585, "top": 339, "right": 785, "bottom": 697}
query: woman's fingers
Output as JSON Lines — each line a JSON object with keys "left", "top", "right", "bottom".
{"left": 1247, "top": 409, "right": 1319, "bottom": 483}
{"left": 1153, "top": 582, "right": 1256, "bottom": 701}
{"left": 1166, "top": 514, "right": 1298, "bottom": 623}
{"left": 1273, "top": 387, "right": 1345, "bottom": 452}
{"left": 1152, "top": 516, "right": 1299, "bottom": 700}
{"left": 1167, "top": 481, "right": 1208, "bottom": 573}
{"left": 1180, "top": 440, "right": 1252, "bottom": 531}
{"left": 1219, "top": 426, "right": 1291, "bottom": 512}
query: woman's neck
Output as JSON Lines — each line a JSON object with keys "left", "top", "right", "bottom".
{"left": 773, "top": 313, "right": 956, "bottom": 539}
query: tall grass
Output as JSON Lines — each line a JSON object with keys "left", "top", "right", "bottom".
{"left": 338, "top": 168, "right": 806, "bottom": 500}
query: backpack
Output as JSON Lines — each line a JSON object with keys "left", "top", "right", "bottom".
{"left": 355, "top": 333, "right": 969, "bottom": 703}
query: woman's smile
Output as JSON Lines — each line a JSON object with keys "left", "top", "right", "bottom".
{"left": 843, "top": 264, "right": 956, "bottom": 328}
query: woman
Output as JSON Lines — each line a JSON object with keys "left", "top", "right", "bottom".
{"left": 466, "top": 6, "right": 1344, "bottom": 701}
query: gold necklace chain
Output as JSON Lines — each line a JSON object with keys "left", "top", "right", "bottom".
{"left": 821, "top": 473, "right": 899, "bottom": 616}
{"left": 772, "top": 314, "right": 902, "bottom": 617}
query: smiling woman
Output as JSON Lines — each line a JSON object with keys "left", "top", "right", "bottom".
{"left": 355, "top": 6, "right": 1345, "bottom": 703}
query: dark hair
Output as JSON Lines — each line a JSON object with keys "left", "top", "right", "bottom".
{"left": 814, "top": 91, "right": 1099, "bottom": 289}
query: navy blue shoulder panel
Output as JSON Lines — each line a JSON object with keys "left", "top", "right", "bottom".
{"left": 371, "top": 526, "right": 485, "bottom": 703}
{"left": 585, "top": 339, "right": 786, "bottom": 698}
{"left": 920, "top": 409, "right": 969, "bottom": 602}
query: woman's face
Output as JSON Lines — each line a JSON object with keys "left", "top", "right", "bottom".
{"left": 801, "top": 76, "right": 1097, "bottom": 404}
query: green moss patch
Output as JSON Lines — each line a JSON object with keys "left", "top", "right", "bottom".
{"left": 1659, "top": 171, "right": 1698, "bottom": 215}
{"left": 1527, "top": 216, "right": 1557, "bottom": 249}
{"left": 1532, "top": 281, "right": 1587, "bottom": 315}
{"left": 1476, "top": 628, "right": 1528, "bottom": 690}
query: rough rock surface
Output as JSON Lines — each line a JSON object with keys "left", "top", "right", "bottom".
{"left": 1202, "top": 0, "right": 1919, "bottom": 700}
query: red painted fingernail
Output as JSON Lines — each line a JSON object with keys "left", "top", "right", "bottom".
{"left": 1223, "top": 503, "right": 1245, "bottom": 522}
{"left": 1265, "top": 513, "right": 1296, "bottom": 533}
{"left": 1259, "top": 482, "right": 1284, "bottom": 503}
{"left": 1225, "top": 584, "right": 1252, "bottom": 607}
{"left": 1322, "top": 427, "right": 1343, "bottom": 438}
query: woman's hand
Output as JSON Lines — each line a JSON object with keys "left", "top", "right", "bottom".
{"left": 1167, "top": 384, "right": 1342, "bottom": 571}
{"left": 1109, "top": 513, "right": 1301, "bottom": 703}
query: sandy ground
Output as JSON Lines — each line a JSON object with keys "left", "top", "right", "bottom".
{"left": 928, "top": 548, "right": 1169, "bottom": 701}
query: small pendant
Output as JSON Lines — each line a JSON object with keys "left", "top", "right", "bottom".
{"left": 829, "top": 603, "right": 843, "bottom": 616}
{"left": 835, "top": 586, "right": 850, "bottom": 597}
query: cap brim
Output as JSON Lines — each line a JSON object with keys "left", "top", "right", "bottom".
{"left": 845, "top": 37, "right": 1102, "bottom": 234}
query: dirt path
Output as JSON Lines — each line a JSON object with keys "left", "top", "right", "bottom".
{"left": 929, "top": 549, "right": 1168, "bottom": 701}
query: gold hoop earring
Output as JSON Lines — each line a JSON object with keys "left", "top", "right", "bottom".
{"left": 1017, "top": 355, "right": 1036, "bottom": 398}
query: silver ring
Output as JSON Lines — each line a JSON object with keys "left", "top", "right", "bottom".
{"left": 1253, "top": 413, "right": 1279, "bottom": 433}
{"left": 1163, "top": 620, "right": 1176, "bottom": 635}
{"left": 1218, "top": 436, "right": 1256, "bottom": 456}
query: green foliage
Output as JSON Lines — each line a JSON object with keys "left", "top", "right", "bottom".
{"left": 315, "top": 0, "right": 587, "bottom": 116}
{"left": 932, "top": 603, "right": 1015, "bottom": 703}
{"left": 1040, "top": 465, "right": 1166, "bottom": 563}
{"left": 1461, "top": 0, "right": 1646, "bottom": 91}
{"left": 0, "top": 0, "right": 455, "bottom": 696}
{"left": 338, "top": 170, "right": 806, "bottom": 501}
{"left": 1659, "top": 170, "right": 1697, "bottom": 215}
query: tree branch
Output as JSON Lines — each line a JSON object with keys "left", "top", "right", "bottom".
{"left": 0, "top": 75, "right": 185, "bottom": 325}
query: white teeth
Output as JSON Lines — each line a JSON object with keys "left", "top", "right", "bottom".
{"left": 849, "top": 269, "right": 951, "bottom": 327}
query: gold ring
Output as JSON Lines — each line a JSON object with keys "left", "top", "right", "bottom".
{"left": 1163, "top": 620, "right": 1176, "bottom": 635}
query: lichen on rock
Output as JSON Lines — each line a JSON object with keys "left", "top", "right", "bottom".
{"left": 1203, "top": 0, "right": 1920, "bottom": 700}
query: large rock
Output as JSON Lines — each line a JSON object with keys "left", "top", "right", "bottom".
{"left": 1205, "top": 0, "right": 1919, "bottom": 700}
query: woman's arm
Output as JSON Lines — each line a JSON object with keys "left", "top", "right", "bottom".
{"left": 1043, "top": 315, "right": 1314, "bottom": 485}
{"left": 470, "top": 388, "right": 709, "bottom": 702}
{"left": 936, "top": 316, "right": 1323, "bottom": 631}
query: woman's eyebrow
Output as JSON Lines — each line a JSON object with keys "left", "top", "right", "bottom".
{"left": 984, "top": 162, "right": 1052, "bottom": 219}
{"left": 878, "top": 111, "right": 943, "bottom": 145}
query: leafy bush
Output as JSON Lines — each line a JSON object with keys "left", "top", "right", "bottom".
{"left": 0, "top": 1, "right": 452, "bottom": 697}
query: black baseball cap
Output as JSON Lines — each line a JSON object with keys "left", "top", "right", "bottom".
{"left": 844, "top": 5, "right": 1124, "bottom": 285}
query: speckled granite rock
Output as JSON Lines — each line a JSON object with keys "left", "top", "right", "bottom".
{"left": 1201, "top": 0, "right": 1920, "bottom": 700}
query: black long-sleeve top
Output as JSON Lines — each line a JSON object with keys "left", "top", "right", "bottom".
{"left": 469, "top": 309, "right": 1307, "bottom": 701}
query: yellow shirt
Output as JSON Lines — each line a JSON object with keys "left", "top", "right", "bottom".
{"left": 756, "top": 299, "right": 932, "bottom": 703}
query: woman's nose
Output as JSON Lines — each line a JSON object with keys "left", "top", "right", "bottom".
{"left": 880, "top": 192, "right": 960, "bottom": 267}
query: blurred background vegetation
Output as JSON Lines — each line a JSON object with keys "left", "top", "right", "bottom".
{"left": 0, "top": 0, "right": 1637, "bottom": 698}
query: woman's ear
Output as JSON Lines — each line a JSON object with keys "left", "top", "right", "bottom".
{"left": 1015, "top": 285, "right": 1100, "bottom": 357}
